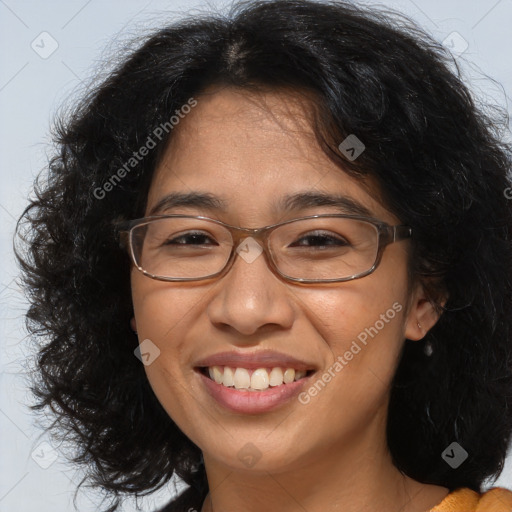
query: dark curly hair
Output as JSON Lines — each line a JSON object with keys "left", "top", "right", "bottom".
{"left": 15, "top": 0, "right": 512, "bottom": 511}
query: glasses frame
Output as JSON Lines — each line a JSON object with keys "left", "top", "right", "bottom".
{"left": 117, "top": 214, "right": 412, "bottom": 284}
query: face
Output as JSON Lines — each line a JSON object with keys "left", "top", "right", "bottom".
{"left": 130, "top": 86, "right": 434, "bottom": 476}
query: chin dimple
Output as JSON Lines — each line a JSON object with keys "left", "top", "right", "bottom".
{"left": 205, "top": 366, "right": 308, "bottom": 391}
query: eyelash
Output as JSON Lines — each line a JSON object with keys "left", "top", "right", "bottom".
{"left": 164, "top": 231, "right": 350, "bottom": 247}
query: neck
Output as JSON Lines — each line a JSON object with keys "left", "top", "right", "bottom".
{"left": 199, "top": 421, "right": 448, "bottom": 512}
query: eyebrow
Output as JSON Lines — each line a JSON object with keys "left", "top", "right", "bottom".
{"left": 148, "top": 192, "right": 228, "bottom": 216}
{"left": 148, "top": 191, "right": 374, "bottom": 218}
{"left": 278, "top": 191, "right": 374, "bottom": 217}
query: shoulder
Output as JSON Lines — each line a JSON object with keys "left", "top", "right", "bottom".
{"left": 430, "top": 487, "right": 512, "bottom": 512}
{"left": 154, "top": 486, "right": 206, "bottom": 512}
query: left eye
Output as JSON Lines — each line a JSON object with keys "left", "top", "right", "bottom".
{"left": 290, "top": 232, "right": 350, "bottom": 247}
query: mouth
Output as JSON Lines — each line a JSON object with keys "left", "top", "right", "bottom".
{"left": 195, "top": 365, "right": 316, "bottom": 392}
{"left": 192, "top": 350, "right": 319, "bottom": 413}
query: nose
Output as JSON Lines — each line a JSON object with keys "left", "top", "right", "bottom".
{"left": 206, "top": 237, "right": 296, "bottom": 337}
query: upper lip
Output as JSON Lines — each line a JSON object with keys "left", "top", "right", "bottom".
{"left": 194, "top": 349, "right": 317, "bottom": 371}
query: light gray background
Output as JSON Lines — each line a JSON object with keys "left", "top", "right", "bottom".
{"left": 1, "top": 0, "right": 511, "bottom": 510}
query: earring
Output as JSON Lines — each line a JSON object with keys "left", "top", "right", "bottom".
{"left": 417, "top": 322, "right": 432, "bottom": 355}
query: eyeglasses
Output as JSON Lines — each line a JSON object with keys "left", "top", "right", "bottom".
{"left": 118, "top": 214, "right": 412, "bottom": 284}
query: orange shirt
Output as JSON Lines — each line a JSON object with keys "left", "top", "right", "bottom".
{"left": 430, "top": 487, "right": 512, "bottom": 512}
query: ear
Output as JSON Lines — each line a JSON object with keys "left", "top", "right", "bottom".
{"left": 130, "top": 317, "right": 137, "bottom": 333}
{"left": 404, "top": 283, "right": 445, "bottom": 340}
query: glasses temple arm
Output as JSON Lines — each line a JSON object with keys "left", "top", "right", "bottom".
{"left": 393, "top": 225, "right": 413, "bottom": 242}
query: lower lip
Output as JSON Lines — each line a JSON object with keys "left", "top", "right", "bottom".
{"left": 196, "top": 369, "right": 313, "bottom": 414}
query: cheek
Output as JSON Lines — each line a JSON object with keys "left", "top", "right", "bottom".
{"left": 131, "top": 270, "right": 205, "bottom": 337}
{"left": 130, "top": 273, "right": 199, "bottom": 380}
{"left": 130, "top": 273, "right": 206, "bottom": 433}
{"left": 299, "top": 279, "right": 407, "bottom": 351}
{"left": 295, "top": 263, "right": 409, "bottom": 391}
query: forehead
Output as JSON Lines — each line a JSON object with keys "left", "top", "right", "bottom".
{"left": 146, "top": 86, "right": 395, "bottom": 224}
{"left": 157, "top": 85, "right": 322, "bottom": 177}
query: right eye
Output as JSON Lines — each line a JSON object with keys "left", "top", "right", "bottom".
{"left": 163, "top": 231, "right": 219, "bottom": 246}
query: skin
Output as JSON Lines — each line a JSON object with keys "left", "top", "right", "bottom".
{"left": 130, "top": 85, "right": 449, "bottom": 512}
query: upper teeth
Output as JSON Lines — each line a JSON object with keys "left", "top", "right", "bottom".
{"left": 207, "top": 366, "right": 308, "bottom": 391}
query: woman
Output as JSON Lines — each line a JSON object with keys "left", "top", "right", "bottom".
{"left": 16, "top": 1, "right": 512, "bottom": 511}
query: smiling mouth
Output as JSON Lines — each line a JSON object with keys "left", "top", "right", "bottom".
{"left": 196, "top": 366, "right": 315, "bottom": 392}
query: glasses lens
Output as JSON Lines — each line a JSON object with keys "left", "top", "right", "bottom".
{"left": 130, "top": 217, "right": 233, "bottom": 279}
{"left": 269, "top": 217, "right": 379, "bottom": 280}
